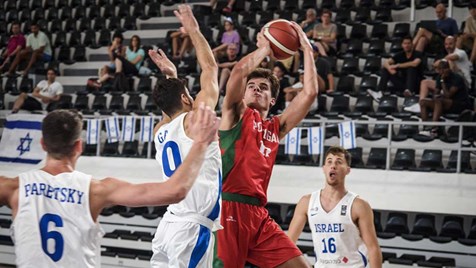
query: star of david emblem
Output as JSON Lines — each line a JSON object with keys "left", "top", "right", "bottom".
{"left": 344, "top": 132, "right": 350, "bottom": 138}
{"left": 17, "top": 133, "right": 33, "bottom": 156}
{"left": 290, "top": 137, "right": 295, "bottom": 143}
{"left": 313, "top": 137, "right": 319, "bottom": 143}
{"left": 126, "top": 126, "right": 132, "bottom": 131}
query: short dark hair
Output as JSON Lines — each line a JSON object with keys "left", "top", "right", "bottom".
{"left": 321, "top": 9, "right": 332, "bottom": 16}
{"left": 11, "top": 21, "right": 20, "bottom": 27}
{"left": 112, "top": 31, "right": 124, "bottom": 42}
{"left": 152, "top": 78, "right": 188, "bottom": 117}
{"left": 470, "top": 0, "right": 476, "bottom": 9}
{"left": 402, "top": 35, "right": 413, "bottom": 43}
{"left": 42, "top": 110, "right": 83, "bottom": 159}
{"left": 246, "top": 68, "right": 280, "bottom": 99}
{"left": 46, "top": 67, "right": 57, "bottom": 75}
{"left": 324, "top": 146, "right": 352, "bottom": 166}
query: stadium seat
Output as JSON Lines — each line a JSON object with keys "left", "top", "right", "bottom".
{"left": 108, "top": 17, "right": 122, "bottom": 31}
{"left": 102, "top": 4, "right": 115, "bottom": 18}
{"left": 458, "top": 219, "right": 476, "bottom": 246}
{"left": 323, "top": 96, "right": 350, "bottom": 117}
{"left": 367, "top": 39, "right": 386, "bottom": 57}
{"left": 349, "top": 24, "right": 367, "bottom": 40}
{"left": 109, "top": 95, "right": 124, "bottom": 112}
{"left": 73, "top": 46, "right": 87, "bottom": 62}
{"left": 391, "top": 149, "right": 416, "bottom": 170}
{"left": 402, "top": 214, "right": 436, "bottom": 240}
{"left": 4, "top": 77, "right": 19, "bottom": 95}
{"left": 19, "top": 8, "right": 31, "bottom": 22}
{"left": 57, "top": 95, "right": 73, "bottom": 110}
{"left": 334, "top": 76, "right": 355, "bottom": 95}
{"left": 102, "top": 141, "right": 120, "bottom": 156}
{"left": 18, "top": 0, "right": 29, "bottom": 10}
{"left": 265, "top": 204, "right": 282, "bottom": 224}
{"left": 49, "top": 19, "right": 62, "bottom": 33}
{"left": 358, "top": 76, "right": 378, "bottom": 95}
{"left": 283, "top": 1, "right": 298, "bottom": 11}
{"left": 373, "top": 210, "right": 383, "bottom": 232}
{"left": 57, "top": 0, "right": 69, "bottom": 9}
{"left": 141, "top": 142, "right": 157, "bottom": 158}
{"left": 335, "top": 9, "right": 351, "bottom": 24}
{"left": 47, "top": 7, "right": 59, "bottom": 21}
{"left": 366, "top": 148, "right": 387, "bottom": 169}
{"left": 375, "top": 96, "right": 398, "bottom": 115}
{"left": 373, "top": 8, "right": 393, "bottom": 24}
{"left": 393, "top": 118, "right": 419, "bottom": 141}
{"left": 391, "top": 23, "right": 410, "bottom": 41}
{"left": 382, "top": 252, "right": 397, "bottom": 262}
{"left": 144, "top": 95, "right": 158, "bottom": 112}
{"left": 121, "top": 141, "right": 139, "bottom": 157}
{"left": 321, "top": 0, "right": 336, "bottom": 10}
{"left": 340, "top": 0, "right": 356, "bottom": 9}
{"left": 147, "top": 2, "right": 161, "bottom": 18}
{"left": 342, "top": 39, "right": 363, "bottom": 58}
{"left": 7, "top": 10, "right": 19, "bottom": 23}
{"left": 384, "top": 212, "right": 409, "bottom": 235}
{"left": 431, "top": 216, "right": 465, "bottom": 242}
{"left": 417, "top": 257, "right": 456, "bottom": 268}
{"left": 265, "top": 0, "right": 281, "bottom": 11}
{"left": 340, "top": 58, "right": 360, "bottom": 76}
{"left": 353, "top": 8, "right": 371, "bottom": 24}
{"left": 362, "top": 57, "right": 381, "bottom": 75}
{"left": 123, "top": 16, "right": 137, "bottom": 31}
{"left": 353, "top": 95, "right": 374, "bottom": 114}
{"left": 83, "top": 29, "right": 98, "bottom": 47}
{"left": 57, "top": 46, "right": 71, "bottom": 63}
{"left": 413, "top": 149, "right": 443, "bottom": 171}
{"left": 92, "top": 95, "right": 107, "bottom": 111}
{"left": 388, "top": 254, "right": 425, "bottom": 265}
{"left": 347, "top": 147, "right": 364, "bottom": 168}
{"left": 138, "top": 77, "right": 152, "bottom": 93}
{"left": 126, "top": 95, "right": 142, "bottom": 112}
{"left": 74, "top": 94, "right": 89, "bottom": 110}
{"left": 82, "top": 144, "right": 97, "bottom": 156}
{"left": 19, "top": 77, "right": 33, "bottom": 93}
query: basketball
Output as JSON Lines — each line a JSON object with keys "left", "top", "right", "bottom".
{"left": 262, "top": 19, "right": 300, "bottom": 60}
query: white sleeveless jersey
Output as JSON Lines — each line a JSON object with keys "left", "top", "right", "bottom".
{"left": 154, "top": 112, "right": 222, "bottom": 225}
{"left": 308, "top": 190, "right": 368, "bottom": 268}
{"left": 12, "top": 170, "right": 103, "bottom": 268}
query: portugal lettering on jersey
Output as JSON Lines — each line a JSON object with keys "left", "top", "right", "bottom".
{"left": 308, "top": 190, "right": 368, "bottom": 267}
{"left": 219, "top": 108, "right": 281, "bottom": 205}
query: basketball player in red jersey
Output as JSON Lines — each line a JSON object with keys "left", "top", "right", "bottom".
{"left": 214, "top": 22, "right": 318, "bottom": 267}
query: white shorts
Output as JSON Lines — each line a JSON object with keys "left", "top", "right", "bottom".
{"left": 150, "top": 220, "right": 214, "bottom": 268}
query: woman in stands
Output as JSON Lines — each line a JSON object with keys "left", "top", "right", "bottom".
{"left": 312, "top": 9, "right": 337, "bottom": 57}
{"left": 212, "top": 17, "right": 241, "bottom": 59}
{"left": 114, "top": 35, "right": 145, "bottom": 77}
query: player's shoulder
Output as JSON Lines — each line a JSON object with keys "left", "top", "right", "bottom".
{"left": 352, "top": 196, "right": 372, "bottom": 214}
{"left": 297, "top": 194, "right": 312, "bottom": 207}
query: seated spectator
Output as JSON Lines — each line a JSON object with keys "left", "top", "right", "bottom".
{"left": 87, "top": 65, "right": 114, "bottom": 92}
{"left": 0, "top": 22, "right": 26, "bottom": 73}
{"left": 369, "top": 36, "right": 423, "bottom": 101}
{"left": 222, "top": 0, "right": 236, "bottom": 13}
{"left": 313, "top": 47, "right": 334, "bottom": 94}
{"left": 212, "top": 17, "right": 240, "bottom": 59}
{"left": 170, "top": 29, "right": 192, "bottom": 60}
{"left": 312, "top": 9, "right": 337, "bottom": 56}
{"left": 12, "top": 68, "right": 63, "bottom": 113}
{"left": 300, "top": 8, "right": 319, "bottom": 38}
{"left": 114, "top": 35, "right": 145, "bottom": 77}
{"left": 419, "top": 61, "right": 472, "bottom": 136}
{"left": 413, "top": 4, "right": 458, "bottom": 55}
{"left": 108, "top": 32, "right": 125, "bottom": 66}
{"left": 5, "top": 22, "right": 52, "bottom": 77}
{"left": 283, "top": 70, "right": 318, "bottom": 114}
{"left": 457, "top": 1, "right": 476, "bottom": 64}
{"left": 269, "top": 61, "right": 290, "bottom": 115}
{"left": 218, "top": 43, "right": 240, "bottom": 94}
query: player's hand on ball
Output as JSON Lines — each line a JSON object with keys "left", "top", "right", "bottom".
{"left": 290, "top": 21, "right": 312, "bottom": 51}
{"left": 189, "top": 102, "right": 220, "bottom": 144}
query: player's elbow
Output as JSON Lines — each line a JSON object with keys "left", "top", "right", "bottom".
{"left": 170, "top": 185, "right": 189, "bottom": 203}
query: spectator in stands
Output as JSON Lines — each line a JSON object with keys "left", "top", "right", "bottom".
{"left": 259, "top": 55, "right": 272, "bottom": 70}
{"left": 87, "top": 65, "right": 114, "bottom": 92}
{"left": 283, "top": 69, "right": 318, "bottom": 114}
{"left": 218, "top": 43, "right": 240, "bottom": 95}
{"left": 413, "top": 4, "right": 458, "bottom": 55}
{"left": 11, "top": 68, "right": 63, "bottom": 113}
{"left": 212, "top": 17, "right": 241, "bottom": 59}
{"left": 287, "top": 146, "right": 382, "bottom": 268}
{"left": 419, "top": 60, "right": 472, "bottom": 136}
{"left": 313, "top": 46, "right": 334, "bottom": 94}
{"left": 170, "top": 29, "right": 192, "bottom": 60}
{"left": 300, "top": 8, "right": 319, "bottom": 38}
{"left": 222, "top": 0, "right": 235, "bottom": 13}
{"left": 457, "top": 1, "right": 476, "bottom": 64}
{"left": 5, "top": 22, "right": 52, "bottom": 77}
{"left": 108, "top": 32, "right": 125, "bottom": 65}
{"left": 369, "top": 36, "right": 423, "bottom": 102}
{"left": 0, "top": 22, "right": 26, "bottom": 73}
{"left": 312, "top": 9, "right": 337, "bottom": 56}
{"left": 405, "top": 36, "right": 472, "bottom": 113}
{"left": 269, "top": 61, "right": 291, "bottom": 115}
{"left": 114, "top": 35, "right": 144, "bottom": 77}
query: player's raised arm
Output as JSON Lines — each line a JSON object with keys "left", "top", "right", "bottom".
{"left": 91, "top": 103, "right": 220, "bottom": 210}
{"left": 278, "top": 22, "right": 318, "bottom": 139}
{"left": 221, "top": 29, "right": 271, "bottom": 129}
{"left": 287, "top": 194, "right": 311, "bottom": 243}
{"left": 174, "top": 4, "right": 219, "bottom": 110}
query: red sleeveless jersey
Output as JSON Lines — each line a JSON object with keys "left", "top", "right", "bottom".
{"left": 219, "top": 108, "right": 281, "bottom": 205}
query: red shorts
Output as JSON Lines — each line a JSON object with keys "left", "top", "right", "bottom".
{"left": 214, "top": 200, "right": 302, "bottom": 267}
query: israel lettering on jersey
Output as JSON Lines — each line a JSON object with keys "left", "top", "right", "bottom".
{"left": 308, "top": 190, "right": 369, "bottom": 267}
{"left": 0, "top": 114, "right": 45, "bottom": 164}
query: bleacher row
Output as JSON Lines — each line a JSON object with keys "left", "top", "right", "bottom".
{"left": 0, "top": 203, "right": 474, "bottom": 267}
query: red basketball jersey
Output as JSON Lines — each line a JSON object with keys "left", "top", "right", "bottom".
{"left": 219, "top": 108, "right": 281, "bottom": 205}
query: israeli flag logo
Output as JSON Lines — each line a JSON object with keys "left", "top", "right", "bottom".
{"left": 285, "top": 127, "right": 301, "bottom": 155}
{"left": 338, "top": 121, "right": 356, "bottom": 149}
{"left": 122, "top": 116, "right": 136, "bottom": 142}
{"left": 0, "top": 114, "right": 46, "bottom": 164}
{"left": 87, "top": 119, "right": 100, "bottom": 145}
{"left": 105, "top": 116, "right": 120, "bottom": 143}
{"left": 308, "top": 126, "right": 323, "bottom": 155}
{"left": 140, "top": 116, "right": 153, "bottom": 143}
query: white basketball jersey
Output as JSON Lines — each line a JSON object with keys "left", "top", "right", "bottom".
{"left": 154, "top": 112, "right": 222, "bottom": 225}
{"left": 12, "top": 170, "right": 103, "bottom": 268}
{"left": 308, "top": 190, "right": 368, "bottom": 268}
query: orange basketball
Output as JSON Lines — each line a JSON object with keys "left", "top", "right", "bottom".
{"left": 263, "top": 19, "right": 300, "bottom": 60}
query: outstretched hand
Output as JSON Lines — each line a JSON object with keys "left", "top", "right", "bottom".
{"left": 188, "top": 102, "right": 220, "bottom": 145}
{"left": 174, "top": 4, "right": 199, "bottom": 35}
{"left": 148, "top": 49, "right": 177, "bottom": 78}
{"left": 289, "top": 21, "right": 312, "bottom": 51}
